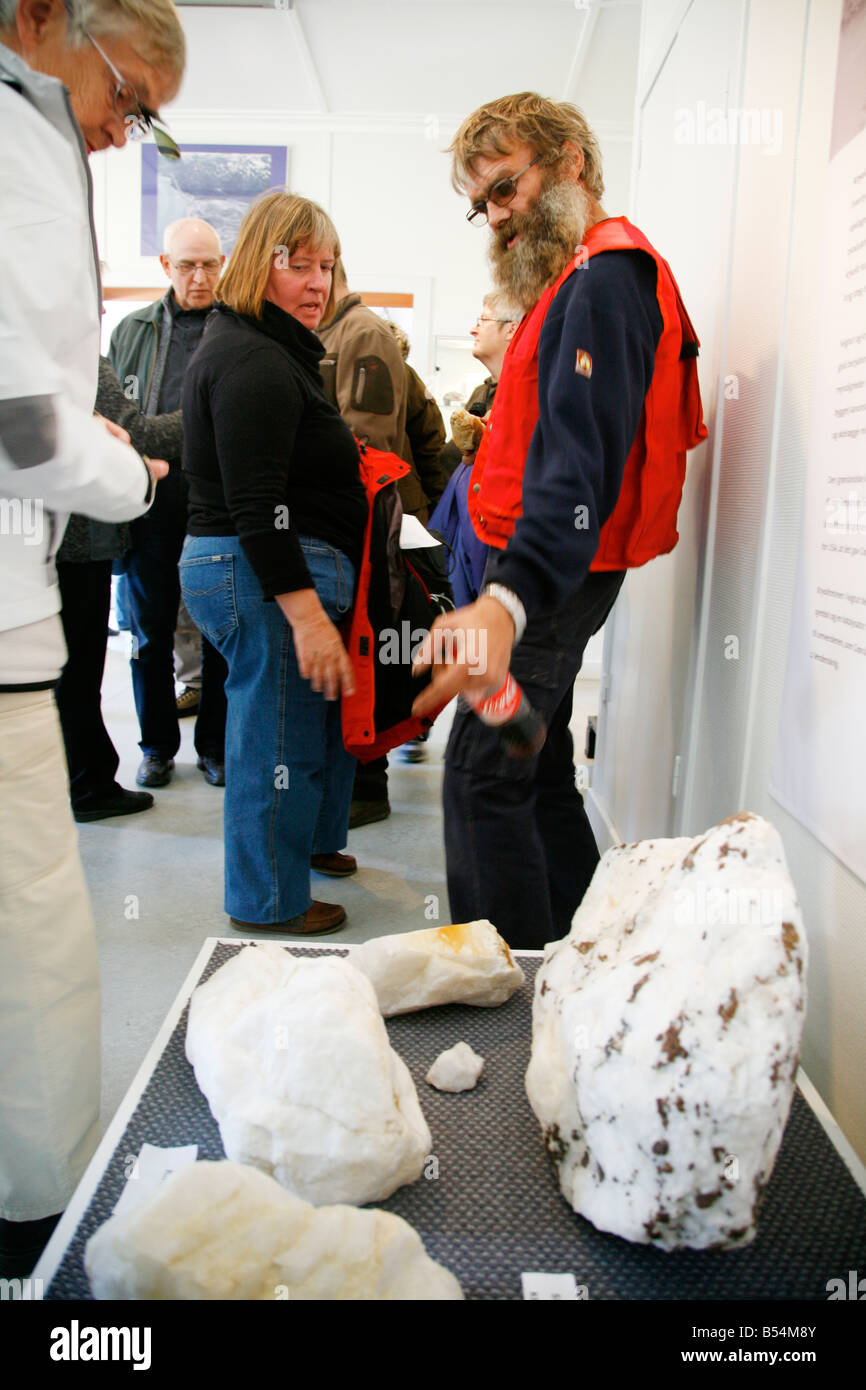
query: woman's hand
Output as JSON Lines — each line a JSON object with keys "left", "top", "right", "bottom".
{"left": 276, "top": 588, "right": 355, "bottom": 700}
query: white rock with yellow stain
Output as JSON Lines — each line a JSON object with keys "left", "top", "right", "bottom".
{"left": 353, "top": 919, "right": 524, "bottom": 1016}
{"left": 185, "top": 945, "right": 431, "bottom": 1206}
{"left": 85, "top": 1160, "right": 463, "bottom": 1301}
{"left": 526, "top": 813, "right": 807, "bottom": 1251}
{"left": 425, "top": 1041, "right": 485, "bottom": 1092}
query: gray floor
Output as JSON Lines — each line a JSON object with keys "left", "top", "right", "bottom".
{"left": 82, "top": 637, "right": 598, "bottom": 1130}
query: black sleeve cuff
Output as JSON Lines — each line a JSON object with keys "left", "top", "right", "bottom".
{"left": 239, "top": 528, "right": 313, "bottom": 599}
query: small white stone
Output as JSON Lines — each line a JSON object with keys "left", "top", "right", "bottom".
{"left": 526, "top": 813, "right": 807, "bottom": 1251}
{"left": 185, "top": 945, "right": 431, "bottom": 1207}
{"left": 85, "top": 1160, "right": 464, "bottom": 1301}
{"left": 353, "top": 919, "right": 524, "bottom": 1016}
{"left": 425, "top": 1042, "right": 485, "bottom": 1092}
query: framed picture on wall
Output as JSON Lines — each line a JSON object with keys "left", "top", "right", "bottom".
{"left": 140, "top": 143, "right": 289, "bottom": 257}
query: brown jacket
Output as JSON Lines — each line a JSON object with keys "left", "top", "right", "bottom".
{"left": 318, "top": 294, "right": 407, "bottom": 454}
{"left": 319, "top": 294, "right": 444, "bottom": 520}
{"left": 401, "top": 364, "right": 448, "bottom": 523}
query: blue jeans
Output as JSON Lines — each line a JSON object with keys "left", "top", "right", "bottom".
{"left": 179, "top": 535, "right": 357, "bottom": 924}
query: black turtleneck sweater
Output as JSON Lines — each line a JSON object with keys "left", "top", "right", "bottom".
{"left": 182, "top": 300, "right": 367, "bottom": 598}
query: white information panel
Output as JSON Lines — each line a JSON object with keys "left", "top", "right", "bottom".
{"left": 770, "top": 3, "right": 866, "bottom": 884}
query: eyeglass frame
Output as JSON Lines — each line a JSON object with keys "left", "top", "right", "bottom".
{"left": 166, "top": 258, "right": 223, "bottom": 277}
{"left": 85, "top": 32, "right": 180, "bottom": 160}
{"left": 473, "top": 315, "right": 517, "bottom": 326}
{"left": 465, "top": 153, "right": 544, "bottom": 225}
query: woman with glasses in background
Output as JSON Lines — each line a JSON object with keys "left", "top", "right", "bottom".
{"left": 180, "top": 192, "right": 367, "bottom": 935}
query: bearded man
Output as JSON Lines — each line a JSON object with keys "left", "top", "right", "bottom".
{"left": 414, "top": 92, "right": 706, "bottom": 950}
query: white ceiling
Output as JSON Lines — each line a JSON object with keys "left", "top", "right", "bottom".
{"left": 171, "top": 0, "right": 642, "bottom": 136}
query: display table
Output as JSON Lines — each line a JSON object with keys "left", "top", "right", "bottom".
{"left": 34, "top": 939, "right": 866, "bottom": 1301}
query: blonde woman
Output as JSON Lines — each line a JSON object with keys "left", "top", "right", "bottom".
{"left": 180, "top": 193, "right": 367, "bottom": 933}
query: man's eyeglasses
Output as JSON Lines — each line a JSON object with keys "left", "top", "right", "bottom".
{"left": 466, "top": 153, "right": 543, "bottom": 225}
{"left": 86, "top": 32, "right": 180, "bottom": 161}
{"left": 168, "top": 259, "right": 222, "bottom": 276}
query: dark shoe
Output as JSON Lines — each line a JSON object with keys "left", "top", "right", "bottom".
{"left": 0, "top": 1212, "right": 62, "bottom": 1279}
{"left": 349, "top": 799, "right": 391, "bottom": 830}
{"left": 230, "top": 900, "right": 346, "bottom": 935}
{"left": 136, "top": 755, "right": 175, "bottom": 788}
{"left": 310, "top": 852, "right": 357, "bottom": 877}
{"left": 197, "top": 755, "right": 225, "bottom": 787}
{"left": 177, "top": 685, "right": 200, "bottom": 717}
{"left": 398, "top": 737, "right": 428, "bottom": 764}
{"left": 73, "top": 784, "right": 154, "bottom": 823}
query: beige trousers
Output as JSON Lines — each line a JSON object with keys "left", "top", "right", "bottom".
{"left": 0, "top": 689, "right": 101, "bottom": 1220}
{"left": 174, "top": 596, "right": 202, "bottom": 689}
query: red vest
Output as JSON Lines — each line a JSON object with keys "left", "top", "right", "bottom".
{"left": 467, "top": 216, "right": 708, "bottom": 567}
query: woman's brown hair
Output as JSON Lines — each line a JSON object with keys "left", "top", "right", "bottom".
{"left": 217, "top": 191, "right": 341, "bottom": 320}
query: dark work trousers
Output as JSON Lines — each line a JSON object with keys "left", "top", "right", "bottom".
{"left": 443, "top": 569, "right": 625, "bottom": 951}
{"left": 353, "top": 754, "right": 388, "bottom": 802}
{"left": 125, "top": 467, "right": 227, "bottom": 760}
{"left": 56, "top": 558, "right": 119, "bottom": 805}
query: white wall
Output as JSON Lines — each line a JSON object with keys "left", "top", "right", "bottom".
{"left": 591, "top": 0, "right": 866, "bottom": 1161}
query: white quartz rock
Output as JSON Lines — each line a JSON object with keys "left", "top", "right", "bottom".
{"left": 426, "top": 1042, "right": 485, "bottom": 1092}
{"left": 185, "top": 944, "right": 431, "bottom": 1206}
{"left": 85, "top": 1160, "right": 463, "bottom": 1301}
{"left": 526, "top": 813, "right": 807, "bottom": 1251}
{"left": 353, "top": 919, "right": 524, "bottom": 1016}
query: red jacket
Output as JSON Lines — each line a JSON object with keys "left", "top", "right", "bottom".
{"left": 341, "top": 441, "right": 450, "bottom": 760}
{"left": 468, "top": 216, "right": 707, "bottom": 567}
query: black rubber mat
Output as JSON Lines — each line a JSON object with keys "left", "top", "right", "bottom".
{"left": 45, "top": 943, "right": 866, "bottom": 1300}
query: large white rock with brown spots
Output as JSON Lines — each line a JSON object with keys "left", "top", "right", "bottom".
{"left": 185, "top": 945, "right": 431, "bottom": 1206}
{"left": 525, "top": 813, "right": 807, "bottom": 1251}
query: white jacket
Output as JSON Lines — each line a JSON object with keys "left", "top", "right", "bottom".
{"left": 0, "top": 45, "right": 153, "bottom": 683}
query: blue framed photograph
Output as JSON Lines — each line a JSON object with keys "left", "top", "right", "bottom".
{"left": 141, "top": 143, "right": 289, "bottom": 257}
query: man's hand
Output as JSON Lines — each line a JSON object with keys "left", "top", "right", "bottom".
{"left": 144, "top": 457, "right": 170, "bottom": 485}
{"left": 277, "top": 588, "right": 355, "bottom": 700}
{"left": 96, "top": 414, "right": 130, "bottom": 445}
{"left": 411, "top": 595, "right": 515, "bottom": 718}
{"left": 96, "top": 415, "right": 168, "bottom": 488}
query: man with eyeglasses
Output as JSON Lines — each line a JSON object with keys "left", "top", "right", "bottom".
{"left": 433, "top": 291, "right": 520, "bottom": 609}
{"left": 109, "top": 218, "right": 229, "bottom": 791}
{"left": 413, "top": 92, "right": 706, "bottom": 952}
{"left": 439, "top": 292, "right": 521, "bottom": 481}
{"left": 0, "top": 0, "right": 184, "bottom": 1278}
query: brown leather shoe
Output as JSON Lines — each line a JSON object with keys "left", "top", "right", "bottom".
{"left": 230, "top": 900, "right": 346, "bottom": 935}
{"left": 310, "top": 852, "right": 357, "bottom": 877}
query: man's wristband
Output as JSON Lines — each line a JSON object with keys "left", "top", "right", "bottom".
{"left": 482, "top": 583, "right": 527, "bottom": 646}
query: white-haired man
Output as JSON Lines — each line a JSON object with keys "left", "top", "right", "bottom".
{"left": 414, "top": 92, "right": 706, "bottom": 951}
{"left": 109, "top": 217, "right": 229, "bottom": 791}
{"left": 432, "top": 291, "right": 520, "bottom": 608}
{"left": 440, "top": 290, "right": 521, "bottom": 481}
{"left": 0, "top": 0, "right": 184, "bottom": 1275}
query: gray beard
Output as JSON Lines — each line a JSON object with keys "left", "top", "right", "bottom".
{"left": 488, "top": 178, "right": 593, "bottom": 312}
